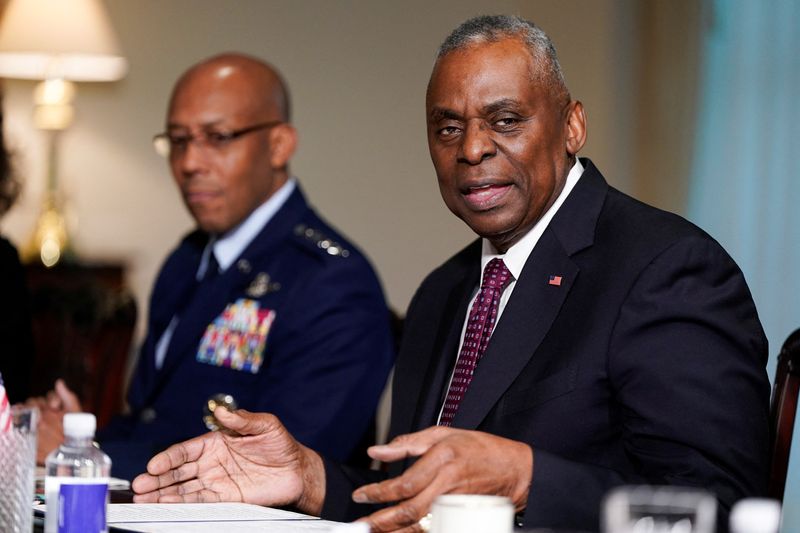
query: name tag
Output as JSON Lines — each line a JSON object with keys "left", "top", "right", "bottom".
{"left": 196, "top": 298, "right": 276, "bottom": 374}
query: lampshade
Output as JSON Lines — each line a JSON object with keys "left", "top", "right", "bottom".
{"left": 0, "top": 0, "right": 127, "bottom": 81}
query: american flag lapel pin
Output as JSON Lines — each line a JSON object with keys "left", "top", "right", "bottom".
{"left": 548, "top": 275, "right": 563, "bottom": 286}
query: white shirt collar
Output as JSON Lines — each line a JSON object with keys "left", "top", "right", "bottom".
{"left": 480, "top": 159, "right": 584, "bottom": 279}
{"left": 197, "top": 177, "right": 297, "bottom": 280}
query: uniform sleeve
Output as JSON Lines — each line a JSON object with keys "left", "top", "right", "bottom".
{"left": 523, "top": 236, "right": 770, "bottom": 530}
{"left": 255, "top": 254, "right": 395, "bottom": 462}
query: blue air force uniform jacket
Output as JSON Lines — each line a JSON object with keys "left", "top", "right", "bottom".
{"left": 99, "top": 185, "right": 395, "bottom": 480}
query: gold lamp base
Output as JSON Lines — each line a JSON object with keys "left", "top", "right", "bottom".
{"left": 23, "top": 196, "right": 70, "bottom": 267}
{"left": 21, "top": 82, "right": 75, "bottom": 268}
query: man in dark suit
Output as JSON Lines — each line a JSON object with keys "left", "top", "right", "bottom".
{"left": 132, "top": 16, "right": 769, "bottom": 532}
{"left": 32, "top": 53, "right": 395, "bottom": 481}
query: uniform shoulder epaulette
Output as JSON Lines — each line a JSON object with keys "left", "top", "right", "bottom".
{"left": 293, "top": 223, "right": 350, "bottom": 258}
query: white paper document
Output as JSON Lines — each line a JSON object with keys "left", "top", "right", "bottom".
{"left": 110, "top": 520, "right": 351, "bottom": 532}
{"left": 33, "top": 502, "right": 361, "bottom": 532}
{"left": 107, "top": 502, "right": 313, "bottom": 523}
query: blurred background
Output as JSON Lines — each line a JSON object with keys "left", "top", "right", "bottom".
{"left": 0, "top": 0, "right": 797, "bottom": 527}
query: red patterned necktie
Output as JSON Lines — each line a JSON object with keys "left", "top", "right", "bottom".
{"left": 439, "top": 258, "right": 513, "bottom": 426}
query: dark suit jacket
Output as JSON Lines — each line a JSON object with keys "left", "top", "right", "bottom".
{"left": 322, "top": 160, "right": 769, "bottom": 531}
{"left": 99, "top": 185, "right": 395, "bottom": 480}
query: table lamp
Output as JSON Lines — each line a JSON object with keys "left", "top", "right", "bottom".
{"left": 0, "top": 0, "right": 127, "bottom": 266}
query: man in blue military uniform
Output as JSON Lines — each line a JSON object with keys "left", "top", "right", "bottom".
{"left": 33, "top": 53, "right": 395, "bottom": 480}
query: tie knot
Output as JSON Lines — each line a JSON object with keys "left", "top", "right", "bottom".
{"left": 481, "top": 258, "right": 513, "bottom": 290}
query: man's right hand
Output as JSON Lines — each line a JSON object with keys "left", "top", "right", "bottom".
{"left": 131, "top": 407, "right": 327, "bottom": 515}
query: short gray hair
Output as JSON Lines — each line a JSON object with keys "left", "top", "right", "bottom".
{"left": 436, "top": 15, "right": 569, "bottom": 98}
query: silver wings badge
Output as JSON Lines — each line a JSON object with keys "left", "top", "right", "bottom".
{"left": 246, "top": 272, "right": 281, "bottom": 297}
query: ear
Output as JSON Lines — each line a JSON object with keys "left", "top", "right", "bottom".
{"left": 268, "top": 123, "right": 298, "bottom": 169}
{"left": 565, "top": 100, "right": 587, "bottom": 156}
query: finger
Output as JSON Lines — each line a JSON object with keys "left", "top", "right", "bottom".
{"left": 214, "top": 407, "right": 281, "bottom": 436}
{"left": 145, "top": 433, "right": 212, "bottom": 476}
{"left": 23, "top": 397, "right": 47, "bottom": 410}
{"left": 55, "top": 379, "right": 82, "bottom": 412}
{"left": 367, "top": 426, "right": 455, "bottom": 462}
{"left": 152, "top": 460, "right": 201, "bottom": 494}
{"left": 152, "top": 485, "right": 224, "bottom": 504}
{"left": 132, "top": 483, "right": 186, "bottom": 502}
{"left": 360, "top": 487, "right": 440, "bottom": 533}
{"left": 353, "top": 447, "right": 451, "bottom": 504}
{"left": 133, "top": 458, "right": 199, "bottom": 494}
{"left": 46, "top": 390, "right": 62, "bottom": 411}
{"left": 211, "top": 406, "right": 250, "bottom": 434}
{"left": 132, "top": 490, "right": 161, "bottom": 503}
{"left": 150, "top": 485, "right": 184, "bottom": 498}
{"left": 132, "top": 485, "right": 210, "bottom": 504}
{"left": 131, "top": 474, "right": 160, "bottom": 495}
{"left": 161, "top": 490, "right": 222, "bottom": 503}
{"left": 156, "top": 493, "right": 198, "bottom": 503}
{"left": 175, "top": 478, "right": 207, "bottom": 496}
{"left": 360, "top": 465, "right": 452, "bottom": 533}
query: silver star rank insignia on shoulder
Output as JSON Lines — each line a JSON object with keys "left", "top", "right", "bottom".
{"left": 294, "top": 223, "right": 350, "bottom": 257}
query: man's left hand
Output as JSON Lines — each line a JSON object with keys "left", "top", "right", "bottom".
{"left": 352, "top": 426, "right": 533, "bottom": 532}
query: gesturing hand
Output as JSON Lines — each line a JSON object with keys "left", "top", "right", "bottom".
{"left": 131, "top": 407, "right": 327, "bottom": 515}
{"left": 353, "top": 426, "right": 533, "bottom": 533}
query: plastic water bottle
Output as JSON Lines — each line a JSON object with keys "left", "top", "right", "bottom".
{"left": 44, "top": 413, "right": 111, "bottom": 533}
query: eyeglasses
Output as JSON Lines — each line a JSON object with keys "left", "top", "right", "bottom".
{"left": 152, "top": 120, "right": 283, "bottom": 157}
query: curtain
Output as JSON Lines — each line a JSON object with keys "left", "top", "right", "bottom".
{"left": 687, "top": 0, "right": 799, "bottom": 523}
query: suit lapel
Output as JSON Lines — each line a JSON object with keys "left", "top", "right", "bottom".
{"left": 411, "top": 264, "right": 480, "bottom": 431}
{"left": 451, "top": 229, "right": 578, "bottom": 429}
{"left": 450, "top": 159, "right": 608, "bottom": 429}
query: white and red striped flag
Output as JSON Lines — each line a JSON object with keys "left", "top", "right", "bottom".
{"left": 0, "top": 372, "right": 11, "bottom": 433}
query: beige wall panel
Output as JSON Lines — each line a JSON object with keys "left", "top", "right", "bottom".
{"left": 1, "top": 2, "right": 696, "bottom": 355}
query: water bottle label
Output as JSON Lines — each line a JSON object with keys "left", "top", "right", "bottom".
{"left": 58, "top": 482, "right": 108, "bottom": 533}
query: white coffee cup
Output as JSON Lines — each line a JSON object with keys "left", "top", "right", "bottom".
{"left": 430, "top": 494, "right": 514, "bottom": 533}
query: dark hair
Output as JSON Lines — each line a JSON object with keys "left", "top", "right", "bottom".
{"left": 0, "top": 99, "right": 18, "bottom": 217}
{"left": 0, "top": 111, "right": 19, "bottom": 216}
{"left": 436, "top": 15, "right": 569, "bottom": 100}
